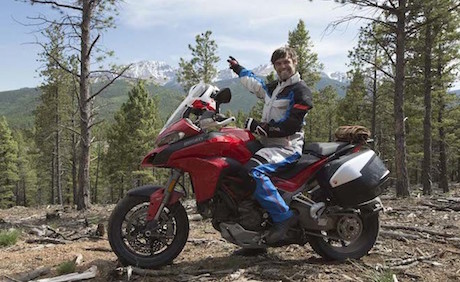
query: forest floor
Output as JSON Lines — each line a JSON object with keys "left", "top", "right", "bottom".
{"left": 1, "top": 184, "right": 460, "bottom": 282}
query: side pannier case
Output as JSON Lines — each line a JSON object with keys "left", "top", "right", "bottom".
{"left": 317, "top": 149, "right": 389, "bottom": 207}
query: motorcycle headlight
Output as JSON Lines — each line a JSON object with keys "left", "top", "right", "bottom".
{"left": 156, "top": 131, "right": 185, "bottom": 146}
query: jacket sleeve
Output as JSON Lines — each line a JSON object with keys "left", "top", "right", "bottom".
{"left": 237, "top": 68, "right": 268, "bottom": 99}
{"left": 266, "top": 83, "right": 313, "bottom": 137}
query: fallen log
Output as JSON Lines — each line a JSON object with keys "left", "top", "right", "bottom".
{"left": 388, "top": 253, "right": 437, "bottom": 268}
{"left": 25, "top": 237, "right": 70, "bottom": 244}
{"left": 381, "top": 224, "right": 456, "bottom": 238}
{"left": 7, "top": 267, "right": 51, "bottom": 282}
{"left": 379, "top": 230, "right": 420, "bottom": 241}
{"left": 30, "top": 265, "right": 97, "bottom": 282}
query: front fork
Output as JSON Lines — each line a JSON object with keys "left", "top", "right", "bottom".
{"left": 146, "top": 169, "right": 184, "bottom": 228}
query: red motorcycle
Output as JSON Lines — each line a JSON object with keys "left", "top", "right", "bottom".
{"left": 108, "top": 83, "right": 389, "bottom": 268}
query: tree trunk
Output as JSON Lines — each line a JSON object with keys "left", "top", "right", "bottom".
{"left": 394, "top": 0, "right": 410, "bottom": 197}
{"left": 436, "top": 43, "right": 449, "bottom": 193}
{"left": 422, "top": 16, "right": 433, "bottom": 195}
{"left": 71, "top": 91, "right": 78, "bottom": 206}
{"left": 55, "top": 87, "right": 63, "bottom": 204}
{"left": 51, "top": 150, "right": 55, "bottom": 204}
{"left": 438, "top": 93, "right": 448, "bottom": 193}
{"left": 93, "top": 143, "right": 101, "bottom": 204}
{"left": 77, "top": 0, "right": 92, "bottom": 210}
{"left": 371, "top": 46, "right": 378, "bottom": 150}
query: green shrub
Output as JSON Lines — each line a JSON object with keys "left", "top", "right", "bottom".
{"left": 57, "top": 260, "right": 76, "bottom": 275}
{"left": 0, "top": 229, "right": 20, "bottom": 247}
{"left": 369, "top": 269, "right": 395, "bottom": 282}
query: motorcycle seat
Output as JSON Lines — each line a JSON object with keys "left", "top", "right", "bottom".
{"left": 274, "top": 154, "right": 320, "bottom": 179}
{"left": 303, "top": 142, "right": 349, "bottom": 156}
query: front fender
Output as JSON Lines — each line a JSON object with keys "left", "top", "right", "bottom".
{"left": 127, "top": 185, "right": 165, "bottom": 197}
{"left": 127, "top": 185, "right": 185, "bottom": 221}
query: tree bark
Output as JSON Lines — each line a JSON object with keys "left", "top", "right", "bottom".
{"left": 422, "top": 16, "right": 433, "bottom": 195}
{"left": 371, "top": 46, "right": 378, "bottom": 150}
{"left": 394, "top": 0, "right": 410, "bottom": 197}
{"left": 93, "top": 143, "right": 101, "bottom": 204}
{"left": 55, "top": 87, "right": 63, "bottom": 204}
{"left": 51, "top": 149, "right": 55, "bottom": 204}
{"left": 436, "top": 43, "right": 449, "bottom": 193}
{"left": 77, "top": 0, "right": 92, "bottom": 210}
{"left": 71, "top": 90, "right": 78, "bottom": 206}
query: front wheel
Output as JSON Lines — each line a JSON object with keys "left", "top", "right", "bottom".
{"left": 108, "top": 196, "right": 189, "bottom": 268}
{"left": 309, "top": 212, "right": 379, "bottom": 261}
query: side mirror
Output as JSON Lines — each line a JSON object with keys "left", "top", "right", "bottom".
{"left": 212, "top": 88, "right": 231, "bottom": 104}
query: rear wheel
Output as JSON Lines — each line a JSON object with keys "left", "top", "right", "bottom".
{"left": 108, "top": 196, "right": 189, "bottom": 268}
{"left": 309, "top": 212, "right": 379, "bottom": 260}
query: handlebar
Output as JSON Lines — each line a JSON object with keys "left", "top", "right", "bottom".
{"left": 215, "top": 117, "right": 236, "bottom": 126}
{"left": 199, "top": 115, "right": 235, "bottom": 130}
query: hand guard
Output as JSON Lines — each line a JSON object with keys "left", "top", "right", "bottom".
{"left": 245, "top": 118, "right": 268, "bottom": 137}
{"left": 227, "top": 56, "right": 243, "bottom": 75}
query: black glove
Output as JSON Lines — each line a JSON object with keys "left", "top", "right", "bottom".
{"left": 245, "top": 118, "right": 268, "bottom": 137}
{"left": 227, "top": 56, "right": 243, "bottom": 75}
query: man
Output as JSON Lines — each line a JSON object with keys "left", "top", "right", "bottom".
{"left": 228, "top": 47, "right": 313, "bottom": 243}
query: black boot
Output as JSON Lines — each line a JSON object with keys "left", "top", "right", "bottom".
{"left": 265, "top": 214, "right": 298, "bottom": 244}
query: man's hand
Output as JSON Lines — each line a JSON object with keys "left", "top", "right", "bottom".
{"left": 227, "top": 56, "right": 243, "bottom": 75}
{"left": 245, "top": 118, "right": 268, "bottom": 137}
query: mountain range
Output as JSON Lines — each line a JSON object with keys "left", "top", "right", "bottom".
{"left": 1, "top": 60, "right": 350, "bottom": 128}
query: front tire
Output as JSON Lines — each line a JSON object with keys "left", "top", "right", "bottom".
{"left": 309, "top": 212, "right": 379, "bottom": 261}
{"left": 108, "top": 196, "right": 189, "bottom": 268}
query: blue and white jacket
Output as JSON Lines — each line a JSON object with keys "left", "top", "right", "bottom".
{"left": 238, "top": 68, "right": 313, "bottom": 153}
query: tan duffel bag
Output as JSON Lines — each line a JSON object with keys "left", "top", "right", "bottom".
{"left": 334, "top": 125, "right": 371, "bottom": 144}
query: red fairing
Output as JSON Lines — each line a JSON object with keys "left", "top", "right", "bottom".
{"left": 147, "top": 189, "right": 184, "bottom": 220}
{"left": 157, "top": 119, "right": 201, "bottom": 143}
{"left": 167, "top": 128, "right": 254, "bottom": 165}
{"left": 169, "top": 157, "right": 229, "bottom": 203}
{"left": 272, "top": 157, "right": 329, "bottom": 192}
{"left": 141, "top": 119, "right": 201, "bottom": 167}
{"left": 191, "top": 99, "right": 216, "bottom": 111}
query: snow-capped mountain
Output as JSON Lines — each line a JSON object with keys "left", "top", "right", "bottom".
{"left": 252, "top": 64, "right": 274, "bottom": 77}
{"left": 329, "top": 71, "right": 349, "bottom": 84}
{"left": 214, "top": 68, "right": 237, "bottom": 82}
{"left": 123, "top": 60, "right": 177, "bottom": 85}
{"left": 95, "top": 60, "right": 348, "bottom": 87}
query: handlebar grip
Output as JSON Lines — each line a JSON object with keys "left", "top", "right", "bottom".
{"left": 215, "top": 117, "right": 235, "bottom": 126}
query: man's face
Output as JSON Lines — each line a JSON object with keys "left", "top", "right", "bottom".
{"left": 273, "top": 56, "right": 297, "bottom": 81}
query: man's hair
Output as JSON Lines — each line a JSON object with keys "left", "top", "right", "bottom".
{"left": 271, "top": 46, "right": 297, "bottom": 64}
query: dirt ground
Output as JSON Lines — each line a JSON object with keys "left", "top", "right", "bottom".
{"left": 1, "top": 185, "right": 460, "bottom": 282}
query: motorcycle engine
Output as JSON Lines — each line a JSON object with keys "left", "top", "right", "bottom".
{"left": 236, "top": 200, "right": 265, "bottom": 231}
{"left": 209, "top": 190, "right": 265, "bottom": 232}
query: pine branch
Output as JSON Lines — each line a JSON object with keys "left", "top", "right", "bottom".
{"left": 29, "top": 0, "right": 83, "bottom": 11}
{"left": 34, "top": 41, "right": 80, "bottom": 78}
{"left": 87, "top": 34, "right": 100, "bottom": 58}
{"left": 358, "top": 56, "right": 395, "bottom": 79}
{"left": 86, "top": 64, "right": 132, "bottom": 102}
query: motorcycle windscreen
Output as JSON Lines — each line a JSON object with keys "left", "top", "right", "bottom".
{"left": 161, "top": 83, "right": 217, "bottom": 134}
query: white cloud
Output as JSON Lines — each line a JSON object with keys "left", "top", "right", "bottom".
{"left": 121, "top": 0, "right": 358, "bottom": 30}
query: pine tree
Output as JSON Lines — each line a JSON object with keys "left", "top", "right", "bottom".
{"left": 288, "top": 20, "right": 323, "bottom": 88}
{"left": 337, "top": 70, "right": 369, "bottom": 127}
{"left": 34, "top": 24, "right": 73, "bottom": 205}
{"left": 13, "top": 131, "right": 38, "bottom": 206}
{"left": 0, "top": 117, "right": 19, "bottom": 208}
{"left": 305, "top": 86, "right": 339, "bottom": 142}
{"left": 104, "top": 81, "right": 162, "bottom": 201}
{"left": 177, "top": 31, "right": 220, "bottom": 91}
{"left": 24, "top": 0, "right": 124, "bottom": 210}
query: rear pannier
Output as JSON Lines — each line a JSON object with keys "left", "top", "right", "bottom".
{"left": 317, "top": 149, "right": 389, "bottom": 207}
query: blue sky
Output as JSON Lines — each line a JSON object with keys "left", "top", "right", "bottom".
{"left": 4, "top": 0, "right": 455, "bottom": 92}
